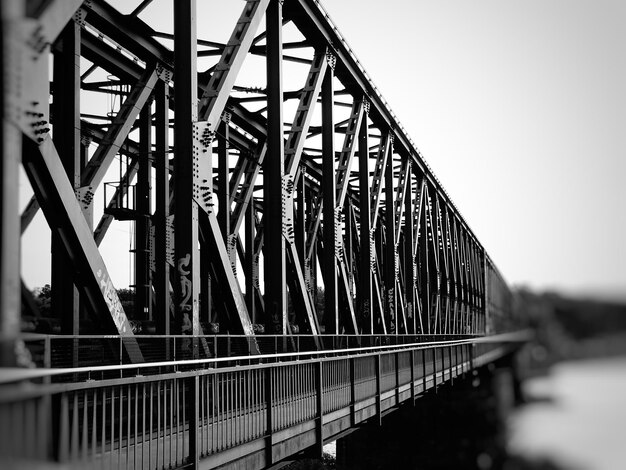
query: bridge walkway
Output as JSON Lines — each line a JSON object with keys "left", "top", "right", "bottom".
{"left": 0, "top": 334, "right": 525, "bottom": 469}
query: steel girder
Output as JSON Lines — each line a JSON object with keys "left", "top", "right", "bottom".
{"left": 51, "top": 20, "right": 81, "bottom": 337}
{"left": 0, "top": 0, "right": 518, "bottom": 368}
{"left": 22, "top": 136, "right": 143, "bottom": 361}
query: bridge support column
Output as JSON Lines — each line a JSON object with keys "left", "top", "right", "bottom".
{"left": 51, "top": 19, "right": 81, "bottom": 339}
{"left": 154, "top": 80, "right": 171, "bottom": 337}
{"left": 263, "top": 0, "right": 286, "bottom": 335}
{"left": 173, "top": 0, "right": 200, "bottom": 352}
{"left": 321, "top": 54, "right": 338, "bottom": 334}
{"left": 0, "top": 0, "right": 24, "bottom": 367}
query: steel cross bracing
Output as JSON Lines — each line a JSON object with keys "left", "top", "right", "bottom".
{"left": 1, "top": 0, "right": 518, "bottom": 366}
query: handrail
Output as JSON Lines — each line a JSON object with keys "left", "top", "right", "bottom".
{"left": 19, "top": 333, "right": 479, "bottom": 339}
{"left": 1, "top": 331, "right": 532, "bottom": 385}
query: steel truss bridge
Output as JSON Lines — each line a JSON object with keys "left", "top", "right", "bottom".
{"left": 0, "top": 0, "right": 528, "bottom": 468}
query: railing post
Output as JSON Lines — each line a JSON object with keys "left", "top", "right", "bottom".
{"left": 460, "top": 343, "right": 464, "bottom": 375}
{"left": 394, "top": 352, "right": 399, "bottom": 405}
{"left": 187, "top": 375, "right": 200, "bottom": 468}
{"left": 441, "top": 347, "right": 446, "bottom": 383}
{"left": 349, "top": 357, "right": 355, "bottom": 425}
{"left": 461, "top": 344, "right": 465, "bottom": 373}
{"left": 265, "top": 366, "right": 274, "bottom": 465}
{"left": 410, "top": 349, "right": 416, "bottom": 405}
{"left": 432, "top": 347, "right": 437, "bottom": 392}
{"left": 440, "top": 347, "right": 444, "bottom": 384}
{"left": 315, "top": 360, "right": 324, "bottom": 457}
{"left": 375, "top": 354, "right": 381, "bottom": 426}
{"left": 44, "top": 336, "right": 51, "bottom": 370}
{"left": 56, "top": 394, "right": 69, "bottom": 462}
{"left": 449, "top": 346, "right": 454, "bottom": 385}
{"left": 422, "top": 349, "right": 427, "bottom": 392}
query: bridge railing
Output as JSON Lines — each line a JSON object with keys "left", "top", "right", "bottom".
{"left": 0, "top": 332, "right": 530, "bottom": 468}
{"left": 21, "top": 333, "right": 479, "bottom": 370}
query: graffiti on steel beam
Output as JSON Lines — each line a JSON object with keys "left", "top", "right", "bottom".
{"left": 387, "top": 288, "right": 395, "bottom": 326}
{"left": 362, "top": 299, "right": 371, "bottom": 321}
{"left": 177, "top": 253, "right": 193, "bottom": 316}
{"left": 96, "top": 269, "right": 128, "bottom": 334}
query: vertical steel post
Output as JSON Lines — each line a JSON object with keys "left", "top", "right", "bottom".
{"left": 384, "top": 140, "right": 397, "bottom": 333}
{"left": 404, "top": 166, "right": 416, "bottom": 334}
{"left": 265, "top": 367, "right": 274, "bottom": 464}
{"left": 136, "top": 103, "right": 153, "bottom": 321}
{"left": 482, "top": 250, "right": 488, "bottom": 334}
{"left": 0, "top": 0, "right": 23, "bottom": 366}
{"left": 216, "top": 115, "right": 231, "bottom": 330}
{"left": 358, "top": 104, "right": 372, "bottom": 334}
{"left": 264, "top": 0, "right": 286, "bottom": 335}
{"left": 188, "top": 376, "right": 200, "bottom": 468}
{"left": 51, "top": 20, "right": 81, "bottom": 338}
{"left": 315, "top": 360, "right": 324, "bottom": 457}
{"left": 174, "top": 0, "right": 200, "bottom": 347}
{"left": 217, "top": 116, "right": 230, "bottom": 239}
{"left": 154, "top": 80, "right": 170, "bottom": 337}
{"left": 420, "top": 187, "right": 431, "bottom": 334}
{"left": 322, "top": 54, "right": 338, "bottom": 334}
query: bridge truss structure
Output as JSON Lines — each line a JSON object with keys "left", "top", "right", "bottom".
{"left": 2, "top": 0, "right": 514, "bottom": 356}
{"left": 0, "top": 0, "right": 527, "bottom": 467}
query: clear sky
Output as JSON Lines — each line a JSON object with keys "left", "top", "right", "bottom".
{"left": 320, "top": 0, "right": 626, "bottom": 299}
{"left": 20, "top": 0, "right": 626, "bottom": 300}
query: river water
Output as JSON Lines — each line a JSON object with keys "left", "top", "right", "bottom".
{"left": 507, "top": 356, "right": 626, "bottom": 470}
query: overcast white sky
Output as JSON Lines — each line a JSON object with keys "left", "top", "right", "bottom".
{"left": 21, "top": 0, "right": 626, "bottom": 300}
{"left": 320, "top": 0, "right": 626, "bottom": 298}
